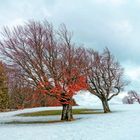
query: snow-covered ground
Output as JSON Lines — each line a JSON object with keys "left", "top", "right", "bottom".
{"left": 0, "top": 92, "right": 140, "bottom": 140}
{"left": 0, "top": 104, "right": 140, "bottom": 140}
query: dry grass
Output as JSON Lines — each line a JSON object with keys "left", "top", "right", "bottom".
{"left": 17, "top": 108, "right": 103, "bottom": 117}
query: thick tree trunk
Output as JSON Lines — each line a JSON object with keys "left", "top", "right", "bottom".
{"left": 61, "top": 104, "right": 73, "bottom": 121}
{"left": 101, "top": 99, "right": 111, "bottom": 113}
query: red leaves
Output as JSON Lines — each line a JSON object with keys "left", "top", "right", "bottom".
{"left": 68, "top": 76, "right": 87, "bottom": 92}
{"left": 36, "top": 68, "right": 88, "bottom": 105}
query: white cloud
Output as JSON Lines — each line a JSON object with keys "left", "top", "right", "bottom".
{"left": 41, "top": 8, "right": 52, "bottom": 18}
{"left": 122, "top": 62, "right": 140, "bottom": 91}
{"left": 9, "top": 18, "right": 25, "bottom": 27}
{"left": 125, "top": 67, "right": 140, "bottom": 81}
{"left": 95, "top": 0, "right": 126, "bottom": 6}
{"left": 111, "top": 20, "right": 133, "bottom": 37}
{"left": 136, "top": 0, "right": 140, "bottom": 4}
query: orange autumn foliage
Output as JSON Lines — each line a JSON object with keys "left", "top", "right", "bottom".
{"left": 36, "top": 68, "right": 88, "bottom": 105}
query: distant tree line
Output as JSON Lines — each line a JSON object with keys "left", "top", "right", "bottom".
{"left": 0, "top": 20, "right": 126, "bottom": 121}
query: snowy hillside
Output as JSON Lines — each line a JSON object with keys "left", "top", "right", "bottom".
{"left": 0, "top": 104, "right": 140, "bottom": 140}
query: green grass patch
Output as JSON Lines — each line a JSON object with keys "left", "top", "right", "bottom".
{"left": 17, "top": 108, "right": 103, "bottom": 117}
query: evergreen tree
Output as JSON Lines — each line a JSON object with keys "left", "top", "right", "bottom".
{"left": 0, "top": 61, "right": 9, "bottom": 111}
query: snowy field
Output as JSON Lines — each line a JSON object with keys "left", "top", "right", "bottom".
{"left": 0, "top": 105, "right": 140, "bottom": 140}
{"left": 0, "top": 92, "right": 140, "bottom": 140}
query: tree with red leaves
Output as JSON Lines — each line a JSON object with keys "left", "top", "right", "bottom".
{"left": 0, "top": 21, "right": 87, "bottom": 120}
{"left": 36, "top": 25, "right": 88, "bottom": 120}
{"left": 37, "top": 68, "right": 87, "bottom": 120}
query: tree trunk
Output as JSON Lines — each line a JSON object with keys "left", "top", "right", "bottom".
{"left": 61, "top": 104, "right": 73, "bottom": 121}
{"left": 101, "top": 99, "right": 111, "bottom": 113}
{"left": 137, "top": 99, "right": 140, "bottom": 104}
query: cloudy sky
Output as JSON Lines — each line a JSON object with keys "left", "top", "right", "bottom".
{"left": 0, "top": 0, "right": 140, "bottom": 92}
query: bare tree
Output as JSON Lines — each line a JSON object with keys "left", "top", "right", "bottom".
{"left": 0, "top": 21, "right": 62, "bottom": 99}
{"left": 36, "top": 25, "right": 87, "bottom": 121}
{"left": 123, "top": 90, "right": 140, "bottom": 104}
{"left": 87, "top": 48, "right": 126, "bottom": 113}
{"left": 128, "top": 90, "right": 140, "bottom": 103}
